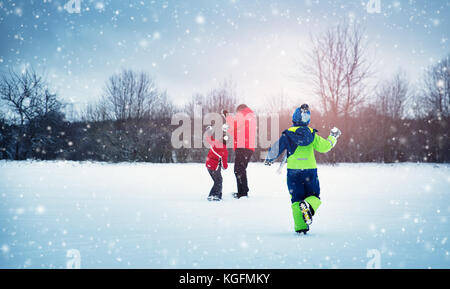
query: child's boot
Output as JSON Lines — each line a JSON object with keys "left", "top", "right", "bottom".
{"left": 304, "top": 196, "right": 321, "bottom": 216}
{"left": 207, "top": 195, "right": 221, "bottom": 201}
{"left": 299, "top": 201, "right": 313, "bottom": 225}
{"left": 298, "top": 196, "right": 322, "bottom": 225}
{"left": 291, "top": 202, "right": 309, "bottom": 234}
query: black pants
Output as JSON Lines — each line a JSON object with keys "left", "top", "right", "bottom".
{"left": 208, "top": 167, "right": 223, "bottom": 199}
{"left": 234, "top": 148, "right": 253, "bottom": 195}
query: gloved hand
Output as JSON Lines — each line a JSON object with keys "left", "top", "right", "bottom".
{"left": 205, "top": 126, "right": 213, "bottom": 136}
{"left": 330, "top": 127, "right": 342, "bottom": 139}
{"left": 222, "top": 123, "right": 229, "bottom": 131}
{"left": 264, "top": 159, "right": 273, "bottom": 166}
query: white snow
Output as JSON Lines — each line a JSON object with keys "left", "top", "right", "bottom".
{"left": 0, "top": 161, "right": 449, "bottom": 269}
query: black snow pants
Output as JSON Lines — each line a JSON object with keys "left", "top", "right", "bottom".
{"left": 234, "top": 148, "right": 253, "bottom": 196}
{"left": 208, "top": 166, "right": 223, "bottom": 199}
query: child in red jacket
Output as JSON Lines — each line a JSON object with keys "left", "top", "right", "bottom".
{"left": 205, "top": 126, "right": 228, "bottom": 201}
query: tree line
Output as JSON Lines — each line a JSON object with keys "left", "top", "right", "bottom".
{"left": 0, "top": 23, "right": 448, "bottom": 164}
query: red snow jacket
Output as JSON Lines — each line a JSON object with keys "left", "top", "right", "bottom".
{"left": 226, "top": 107, "right": 256, "bottom": 151}
{"left": 205, "top": 135, "right": 228, "bottom": 171}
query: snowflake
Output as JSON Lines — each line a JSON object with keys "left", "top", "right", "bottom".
{"left": 1, "top": 244, "right": 9, "bottom": 253}
{"left": 36, "top": 205, "right": 46, "bottom": 214}
{"left": 95, "top": 2, "right": 105, "bottom": 12}
{"left": 196, "top": 15, "right": 205, "bottom": 25}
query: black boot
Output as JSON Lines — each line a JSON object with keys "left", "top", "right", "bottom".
{"left": 299, "top": 201, "right": 313, "bottom": 225}
{"left": 232, "top": 192, "right": 248, "bottom": 199}
{"left": 296, "top": 228, "right": 309, "bottom": 235}
{"left": 208, "top": 195, "right": 221, "bottom": 201}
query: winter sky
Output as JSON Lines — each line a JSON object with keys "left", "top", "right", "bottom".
{"left": 0, "top": 0, "right": 449, "bottom": 112}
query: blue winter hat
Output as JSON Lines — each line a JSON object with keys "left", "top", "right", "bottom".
{"left": 292, "top": 104, "right": 311, "bottom": 126}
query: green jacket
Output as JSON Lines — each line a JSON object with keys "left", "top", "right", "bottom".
{"left": 266, "top": 126, "right": 337, "bottom": 170}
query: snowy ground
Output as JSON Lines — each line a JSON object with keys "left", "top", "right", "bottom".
{"left": 0, "top": 161, "right": 449, "bottom": 269}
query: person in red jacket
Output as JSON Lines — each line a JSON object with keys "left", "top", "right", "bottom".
{"left": 205, "top": 126, "right": 229, "bottom": 201}
{"left": 224, "top": 104, "right": 256, "bottom": 199}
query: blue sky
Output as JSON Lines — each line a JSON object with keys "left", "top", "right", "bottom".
{"left": 0, "top": 0, "right": 449, "bottom": 111}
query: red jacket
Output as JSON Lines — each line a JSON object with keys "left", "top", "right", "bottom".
{"left": 205, "top": 135, "right": 228, "bottom": 171}
{"left": 226, "top": 107, "right": 256, "bottom": 151}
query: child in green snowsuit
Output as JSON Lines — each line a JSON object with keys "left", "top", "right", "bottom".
{"left": 265, "top": 104, "right": 341, "bottom": 234}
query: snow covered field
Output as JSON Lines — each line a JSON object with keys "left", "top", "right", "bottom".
{"left": 0, "top": 161, "right": 449, "bottom": 269}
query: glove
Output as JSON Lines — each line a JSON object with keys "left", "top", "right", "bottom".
{"left": 264, "top": 159, "right": 273, "bottom": 166}
{"left": 330, "top": 127, "right": 342, "bottom": 139}
{"left": 222, "top": 123, "right": 229, "bottom": 131}
{"left": 205, "top": 126, "right": 213, "bottom": 136}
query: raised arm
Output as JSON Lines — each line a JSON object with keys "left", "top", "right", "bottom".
{"left": 205, "top": 126, "right": 214, "bottom": 145}
{"left": 313, "top": 127, "right": 341, "bottom": 153}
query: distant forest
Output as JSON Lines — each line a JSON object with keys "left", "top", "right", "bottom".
{"left": 1, "top": 23, "right": 449, "bottom": 163}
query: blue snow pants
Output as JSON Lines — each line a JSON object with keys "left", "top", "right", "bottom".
{"left": 287, "top": 169, "right": 321, "bottom": 203}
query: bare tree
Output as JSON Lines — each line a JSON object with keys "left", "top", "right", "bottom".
{"left": 100, "top": 69, "right": 162, "bottom": 121}
{"left": 0, "top": 69, "right": 42, "bottom": 126}
{"left": 203, "top": 79, "right": 238, "bottom": 114}
{"left": 375, "top": 71, "right": 409, "bottom": 120}
{"left": 418, "top": 54, "right": 450, "bottom": 162}
{"left": 0, "top": 68, "right": 64, "bottom": 159}
{"left": 263, "top": 90, "right": 291, "bottom": 114}
{"left": 185, "top": 78, "right": 238, "bottom": 115}
{"left": 79, "top": 69, "right": 175, "bottom": 163}
{"left": 422, "top": 54, "right": 450, "bottom": 119}
{"left": 371, "top": 72, "right": 410, "bottom": 162}
{"left": 302, "top": 22, "right": 372, "bottom": 120}
{"left": 81, "top": 102, "right": 109, "bottom": 122}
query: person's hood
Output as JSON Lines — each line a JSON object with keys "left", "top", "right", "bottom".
{"left": 238, "top": 107, "right": 254, "bottom": 116}
{"left": 283, "top": 126, "right": 315, "bottom": 147}
{"left": 292, "top": 106, "right": 311, "bottom": 127}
